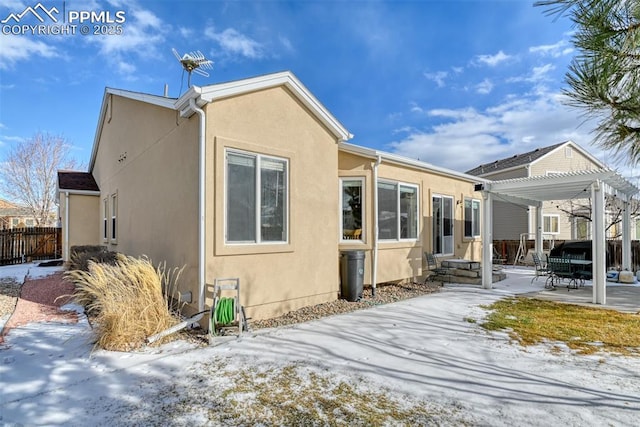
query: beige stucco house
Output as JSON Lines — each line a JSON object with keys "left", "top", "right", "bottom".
{"left": 58, "top": 71, "right": 484, "bottom": 323}
{"left": 466, "top": 141, "right": 607, "bottom": 243}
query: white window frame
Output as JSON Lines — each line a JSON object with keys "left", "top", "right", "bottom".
{"left": 340, "top": 177, "right": 365, "bottom": 243}
{"left": 103, "top": 198, "right": 108, "bottom": 241}
{"left": 110, "top": 193, "right": 117, "bottom": 242}
{"left": 464, "top": 198, "right": 481, "bottom": 238}
{"left": 224, "top": 148, "right": 289, "bottom": 245}
{"left": 433, "top": 194, "right": 454, "bottom": 255}
{"left": 377, "top": 180, "right": 419, "bottom": 242}
{"left": 543, "top": 214, "right": 559, "bottom": 234}
{"left": 565, "top": 146, "right": 573, "bottom": 158}
{"left": 573, "top": 215, "right": 591, "bottom": 240}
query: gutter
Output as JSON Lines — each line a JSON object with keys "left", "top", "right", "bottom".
{"left": 189, "top": 97, "right": 207, "bottom": 314}
{"left": 371, "top": 155, "right": 382, "bottom": 297}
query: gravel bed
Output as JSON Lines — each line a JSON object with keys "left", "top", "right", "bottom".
{"left": 250, "top": 281, "right": 442, "bottom": 330}
{"left": 0, "top": 277, "right": 21, "bottom": 321}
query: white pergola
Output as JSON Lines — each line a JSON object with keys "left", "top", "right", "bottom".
{"left": 479, "top": 169, "right": 639, "bottom": 304}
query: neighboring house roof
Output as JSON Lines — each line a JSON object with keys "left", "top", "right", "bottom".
{"left": 89, "top": 71, "right": 352, "bottom": 171}
{"left": 466, "top": 140, "right": 605, "bottom": 177}
{"left": 0, "top": 206, "right": 32, "bottom": 217}
{"left": 340, "top": 142, "right": 487, "bottom": 184}
{"left": 58, "top": 171, "right": 100, "bottom": 193}
{"left": 0, "top": 199, "right": 32, "bottom": 217}
{"left": 0, "top": 199, "right": 19, "bottom": 210}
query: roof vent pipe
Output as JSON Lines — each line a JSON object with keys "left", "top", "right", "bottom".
{"left": 164, "top": 84, "right": 169, "bottom": 97}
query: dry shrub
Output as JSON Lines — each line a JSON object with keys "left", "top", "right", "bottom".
{"left": 67, "top": 245, "right": 118, "bottom": 272}
{"left": 66, "top": 254, "right": 182, "bottom": 351}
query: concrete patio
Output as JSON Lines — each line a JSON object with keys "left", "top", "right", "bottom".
{"left": 468, "top": 265, "right": 640, "bottom": 314}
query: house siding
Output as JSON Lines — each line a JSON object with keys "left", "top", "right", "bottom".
{"left": 338, "top": 151, "right": 482, "bottom": 284}
{"left": 481, "top": 167, "right": 530, "bottom": 241}
{"left": 62, "top": 193, "right": 100, "bottom": 258}
{"left": 92, "top": 94, "right": 201, "bottom": 303}
{"left": 530, "top": 144, "right": 602, "bottom": 240}
{"left": 207, "top": 86, "right": 340, "bottom": 320}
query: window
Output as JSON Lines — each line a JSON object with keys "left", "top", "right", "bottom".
{"left": 341, "top": 178, "right": 364, "bottom": 241}
{"left": 464, "top": 198, "right": 481, "bottom": 238}
{"left": 543, "top": 214, "right": 559, "bottom": 234}
{"left": 111, "top": 193, "right": 117, "bottom": 241}
{"left": 607, "top": 219, "right": 620, "bottom": 239}
{"left": 103, "top": 198, "right": 108, "bottom": 240}
{"left": 565, "top": 146, "right": 573, "bottom": 158}
{"left": 11, "top": 218, "right": 19, "bottom": 228}
{"left": 226, "top": 150, "right": 288, "bottom": 244}
{"left": 377, "top": 181, "right": 418, "bottom": 241}
{"left": 25, "top": 219, "right": 34, "bottom": 227}
{"left": 575, "top": 216, "right": 590, "bottom": 240}
{"left": 433, "top": 195, "right": 454, "bottom": 254}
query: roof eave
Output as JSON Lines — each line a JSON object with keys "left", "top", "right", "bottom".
{"left": 530, "top": 140, "right": 606, "bottom": 169}
{"left": 199, "top": 71, "right": 352, "bottom": 141}
{"left": 339, "top": 142, "right": 485, "bottom": 183}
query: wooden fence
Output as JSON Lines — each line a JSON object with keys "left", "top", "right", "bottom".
{"left": 0, "top": 227, "right": 62, "bottom": 266}
{"left": 494, "top": 239, "right": 640, "bottom": 270}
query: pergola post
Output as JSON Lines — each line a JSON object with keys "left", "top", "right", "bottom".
{"left": 592, "top": 180, "right": 606, "bottom": 305}
{"left": 482, "top": 190, "right": 493, "bottom": 289}
{"left": 535, "top": 206, "right": 543, "bottom": 257}
{"left": 622, "top": 200, "right": 632, "bottom": 271}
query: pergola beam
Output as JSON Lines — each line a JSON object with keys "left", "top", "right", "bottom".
{"left": 477, "top": 169, "right": 639, "bottom": 305}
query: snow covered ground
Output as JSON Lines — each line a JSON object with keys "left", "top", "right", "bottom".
{"left": 1, "top": 265, "right": 639, "bottom": 426}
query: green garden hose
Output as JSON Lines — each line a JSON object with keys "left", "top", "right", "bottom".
{"left": 215, "top": 297, "right": 235, "bottom": 325}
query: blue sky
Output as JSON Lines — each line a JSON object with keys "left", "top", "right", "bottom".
{"left": 1, "top": 0, "right": 635, "bottom": 178}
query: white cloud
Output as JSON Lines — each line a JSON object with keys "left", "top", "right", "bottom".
{"left": 117, "top": 61, "right": 136, "bottom": 74}
{"left": 178, "top": 27, "right": 193, "bottom": 38}
{"left": 423, "top": 71, "right": 448, "bottom": 88}
{"left": 452, "top": 66, "right": 464, "bottom": 74}
{"left": 530, "top": 40, "right": 574, "bottom": 58}
{"left": 508, "top": 63, "right": 555, "bottom": 84}
{"left": 388, "top": 88, "right": 603, "bottom": 173}
{"left": 278, "top": 36, "right": 294, "bottom": 54}
{"left": 92, "top": 7, "right": 165, "bottom": 56}
{"left": 0, "top": 36, "right": 58, "bottom": 70}
{"left": 474, "top": 50, "right": 512, "bottom": 67}
{"left": 476, "top": 78, "right": 493, "bottom": 95}
{"left": 205, "top": 27, "right": 264, "bottom": 59}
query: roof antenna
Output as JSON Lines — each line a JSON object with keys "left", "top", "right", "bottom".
{"left": 172, "top": 48, "right": 213, "bottom": 88}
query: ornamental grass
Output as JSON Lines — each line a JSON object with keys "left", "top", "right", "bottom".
{"left": 66, "top": 254, "right": 185, "bottom": 351}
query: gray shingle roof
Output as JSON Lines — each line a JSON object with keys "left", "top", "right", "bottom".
{"left": 466, "top": 142, "right": 566, "bottom": 176}
{"left": 58, "top": 171, "right": 100, "bottom": 192}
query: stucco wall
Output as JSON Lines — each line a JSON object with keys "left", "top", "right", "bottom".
{"left": 92, "top": 95, "right": 200, "bottom": 305}
{"left": 61, "top": 193, "right": 100, "bottom": 258}
{"left": 206, "top": 86, "right": 340, "bottom": 320}
{"left": 338, "top": 151, "right": 482, "bottom": 285}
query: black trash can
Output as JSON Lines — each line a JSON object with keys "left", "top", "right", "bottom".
{"left": 340, "top": 250, "right": 365, "bottom": 302}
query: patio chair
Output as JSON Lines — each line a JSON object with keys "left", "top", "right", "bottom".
{"left": 424, "top": 252, "right": 448, "bottom": 284}
{"left": 531, "top": 252, "right": 550, "bottom": 284}
{"left": 545, "top": 256, "right": 579, "bottom": 290}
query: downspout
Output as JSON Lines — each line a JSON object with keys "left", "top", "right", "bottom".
{"left": 64, "top": 191, "right": 69, "bottom": 261}
{"left": 190, "top": 98, "right": 206, "bottom": 313}
{"left": 371, "top": 155, "right": 382, "bottom": 297}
